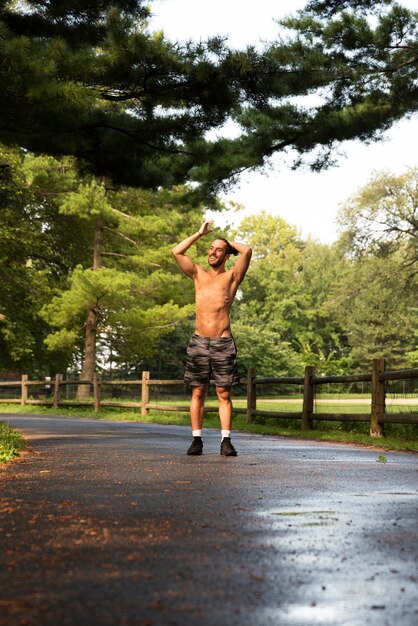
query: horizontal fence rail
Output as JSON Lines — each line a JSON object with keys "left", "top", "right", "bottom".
{"left": 312, "top": 374, "right": 372, "bottom": 384}
{"left": 0, "top": 359, "right": 417, "bottom": 437}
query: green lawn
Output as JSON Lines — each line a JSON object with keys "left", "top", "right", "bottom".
{"left": 1, "top": 399, "right": 417, "bottom": 457}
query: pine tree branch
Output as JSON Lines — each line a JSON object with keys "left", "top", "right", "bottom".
{"left": 78, "top": 122, "right": 193, "bottom": 156}
{"left": 136, "top": 320, "right": 182, "bottom": 333}
{"left": 101, "top": 252, "right": 131, "bottom": 258}
{"left": 103, "top": 226, "right": 139, "bottom": 247}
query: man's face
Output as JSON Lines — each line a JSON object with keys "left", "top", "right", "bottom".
{"left": 208, "top": 239, "right": 229, "bottom": 268}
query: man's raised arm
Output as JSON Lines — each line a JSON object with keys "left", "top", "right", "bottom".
{"left": 229, "top": 240, "right": 252, "bottom": 285}
{"left": 171, "top": 220, "right": 213, "bottom": 278}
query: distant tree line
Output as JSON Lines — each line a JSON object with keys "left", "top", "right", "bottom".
{"left": 228, "top": 168, "right": 418, "bottom": 377}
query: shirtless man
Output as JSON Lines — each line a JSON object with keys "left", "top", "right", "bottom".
{"left": 171, "top": 220, "right": 252, "bottom": 456}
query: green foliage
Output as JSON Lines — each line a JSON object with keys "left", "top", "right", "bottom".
{"left": 228, "top": 170, "right": 417, "bottom": 375}
{"left": 229, "top": 213, "right": 350, "bottom": 375}
{"left": 337, "top": 167, "right": 418, "bottom": 267}
{"left": 0, "top": 145, "right": 206, "bottom": 375}
{"left": 329, "top": 252, "right": 417, "bottom": 369}
{"left": 335, "top": 168, "right": 418, "bottom": 368}
{"left": 0, "top": 0, "right": 265, "bottom": 193}
{"left": 1, "top": 145, "right": 416, "bottom": 380}
{"left": 40, "top": 165, "right": 209, "bottom": 372}
{"left": 0, "top": 1, "right": 416, "bottom": 197}
{"left": 294, "top": 241, "right": 351, "bottom": 372}
{"left": 194, "top": 1, "right": 418, "bottom": 196}
{"left": 42, "top": 265, "right": 135, "bottom": 351}
{"left": 60, "top": 181, "right": 114, "bottom": 220}
{"left": 233, "top": 322, "right": 304, "bottom": 377}
{"left": 115, "top": 302, "right": 195, "bottom": 362}
{"left": 0, "top": 421, "right": 26, "bottom": 463}
{"left": 0, "top": 145, "right": 90, "bottom": 374}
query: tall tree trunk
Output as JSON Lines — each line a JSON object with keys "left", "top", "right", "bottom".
{"left": 77, "top": 218, "right": 103, "bottom": 401}
{"left": 92, "top": 216, "right": 103, "bottom": 271}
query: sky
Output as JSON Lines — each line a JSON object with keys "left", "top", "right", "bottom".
{"left": 149, "top": 0, "right": 417, "bottom": 243}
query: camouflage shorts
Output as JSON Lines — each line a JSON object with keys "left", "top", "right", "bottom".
{"left": 184, "top": 334, "right": 240, "bottom": 388}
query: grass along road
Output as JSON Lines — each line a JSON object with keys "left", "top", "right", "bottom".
{"left": 0, "top": 401, "right": 417, "bottom": 454}
{"left": 256, "top": 397, "right": 418, "bottom": 405}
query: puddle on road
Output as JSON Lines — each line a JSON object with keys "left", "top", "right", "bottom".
{"left": 381, "top": 492, "right": 418, "bottom": 496}
{"left": 262, "top": 510, "right": 339, "bottom": 527}
{"left": 282, "top": 604, "right": 338, "bottom": 623}
{"left": 270, "top": 510, "right": 337, "bottom": 517}
{"left": 353, "top": 491, "right": 418, "bottom": 499}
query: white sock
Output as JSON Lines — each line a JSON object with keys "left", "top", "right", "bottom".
{"left": 192, "top": 429, "right": 202, "bottom": 438}
{"left": 221, "top": 430, "right": 231, "bottom": 441}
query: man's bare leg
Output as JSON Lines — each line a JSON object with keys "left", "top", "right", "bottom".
{"left": 187, "top": 385, "right": 207, "bottom": 455}
{"left": 190, "top": 384, "right": 207, "bottom": 430}
{"left": 216, "top": 385, "right": 233, "bottom": 430}
{"left": 216, "top": 386, "right": 237, "bottom": 456}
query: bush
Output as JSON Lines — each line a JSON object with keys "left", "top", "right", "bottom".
{"left": 0, "top": 421, "right": 26, "bottom": 463}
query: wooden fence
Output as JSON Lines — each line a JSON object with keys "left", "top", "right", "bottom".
{"left": 0, "top": 359, "right": 417, "bottom": 437}
{"left": 246, "top": 358, "right": 418, "bottom": 436}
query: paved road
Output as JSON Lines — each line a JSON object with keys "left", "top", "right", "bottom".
{"left": 1, "top": 415, "right": 417, "bottom": 626}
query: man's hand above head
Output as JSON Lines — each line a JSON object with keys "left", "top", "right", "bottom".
{"left": 198, "top": 219, "right": 214, "bottom": 237}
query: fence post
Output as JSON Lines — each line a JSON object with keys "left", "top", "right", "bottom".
{"left": 302, "top": 366, "right": 315, "bottom": 430}
{"left": 141, "top": 371, "right": 150, "bottom": 416}
{"left": 21, "top": 374, "right": 28, "bottom": 405}
{"left": 53, "top": 374, "right": 63, "bottom": 407}
{"left": 371, "top": 358, "right": 385, "bottom": 437}
{"left": 93, "top": 372, "right": 101, "bottom": 412}
{"left": 246, "top": 367, "right": 256, "bottom": 423}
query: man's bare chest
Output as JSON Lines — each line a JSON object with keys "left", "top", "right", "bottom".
{"left": 195, "top": 270, "right": 235, "bottom": 302}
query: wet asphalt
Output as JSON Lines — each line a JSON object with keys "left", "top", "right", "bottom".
{"left": 0, "top": 414, "right": 417, "bottom": 626}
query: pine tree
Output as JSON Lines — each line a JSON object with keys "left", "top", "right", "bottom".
{"left": 0, "top": 1, "right": 253, "bottom": 192}
{"left": 194, "top": 1, "right": 418, "bottom": 194}
{"left": 1, "top": 1, "right": 416, "bottom": 195}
